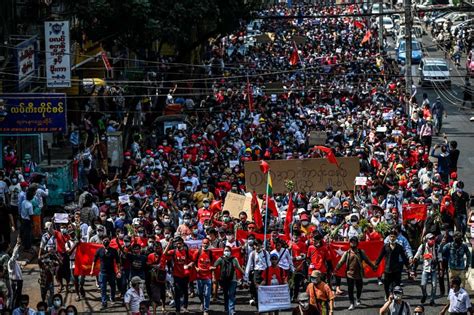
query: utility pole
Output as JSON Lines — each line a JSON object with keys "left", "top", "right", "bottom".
{"left": 378, "top": 0, "right": 384, "bottom": 52}
{"left": 404, "top": 0, "right": 413, "bottom": 111}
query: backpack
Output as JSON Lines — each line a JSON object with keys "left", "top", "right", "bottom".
{"left": 220, "top": 257, "right": 235, "bottom": 283}
{"left": 195, "top": 248, "right": 213, "bottom": 264}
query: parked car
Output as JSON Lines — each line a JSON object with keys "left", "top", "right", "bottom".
{"left": 377, "top": 17, "right": 395, "bottom": 35}
{"left": 418, "top": 58, "right": 451, "bottom": 87}
{"left": 371, "top": 2, "right": 390, "bottom": 14}
{"left": 467, "top": 50, "right": 474, "bottom": 77}
{"left": 396, "top": 39, "right": 423, "bottom": 64}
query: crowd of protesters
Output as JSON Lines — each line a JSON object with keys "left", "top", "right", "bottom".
{"left": 0, "top": 2, "right": 473, "bottom": 315}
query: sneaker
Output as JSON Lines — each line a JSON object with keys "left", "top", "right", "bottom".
{"left": 100, "top": 303, "right": 107, "bottom": 310}
{"left": 348, "top": 304, "right": 355, "bottom": 310}
{"left": 421, "top": 295, "right": 427, "bottom": 304}
{"left": 356, "top": 299, "right": 361, "bottom": 306}
{"left": 378, "top": 280, "right": 383, "bottom": 286}
{"left": 200, "top": 304, "right": 204, "bottom": 311}
{"left": 429, "top": 300, "right": 435, "bottom": 306}
{"left": 169, "top": 300, "right": 175, "bottom": 306}
{"left": 204, "top": 312, "right": 209, "bottom": 315}
{"left": 249, "top": 299, "right": 256, "bottom": 306}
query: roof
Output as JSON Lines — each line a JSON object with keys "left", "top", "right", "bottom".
{"left": 421, "top": 58, "right": 448, "bottom": 65}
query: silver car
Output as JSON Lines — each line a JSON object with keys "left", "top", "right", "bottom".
{"left": 418, "top": 58, "right": 451, "bottom": 87}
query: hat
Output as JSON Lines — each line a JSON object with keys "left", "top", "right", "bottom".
{"left": 130, "top": 276, "right": 143, "bottom": 285}
{"left": 270, "top": 253, "right": 279, "bottom": 260}
{"left": 299, "top": 214, "right": 309, "bottom": 221}
{"left": 310, "top": 270, "right": 322, "bottom": 278}
{"left": 450, "top": 171, "right": 457, "bottom": 179}
{"left": 298, "top": 292, "right": 310, "bottom": 302}
{"left": 425, "top": 233, "right": 434, "bottom": 240}
{"left": 297, "top": 208, "right": 306, "bottom": 215}
{"left": 44, "top": 221, "right": 53, "bottom": 230}
{"left": 342, "top": 201, "right": 350, "bottom": 207}
{"left": 393, "top": 286, "right": 403, "bottom": 294}
{"left": 124, "top": 152, "right": 131, "bottom": 157}
{"left": 20, "top": 181, "right": 29, "bottom": 188}
{"left": 396, "top": 164, "right": 404, "bottom": 169}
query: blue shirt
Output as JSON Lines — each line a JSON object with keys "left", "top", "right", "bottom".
{"left": 384, "top": 234, "right": 413, "bottom": 259}
{"left": 443, "top": 242, "right": 471, "bottom": 270}
{"left": 20, "top": 199, "right": 33, "bottom": 220}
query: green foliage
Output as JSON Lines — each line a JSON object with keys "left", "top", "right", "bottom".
{"left": 358, "top": 218, "right": 369, "bottom": 234}
{"left": 374, "top": 221, "right": 392, "bottom": 237}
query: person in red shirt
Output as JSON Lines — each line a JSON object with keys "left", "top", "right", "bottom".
{"left": 164, "top": 237, "right": 193, "bottom": 313}
{"left": 263, "top": 253, "right": 288, "bottom": 285}
{"left": 147, "top": 242, "right": 167, "bottom": 314}
{"left": 54, "top": 224, "right": 71, "bottom": 293}
{"left": 197, "top": 200, "right": 213, "bottom": 224}
{"left": 289, "top": 233, "right": 307, "bottom": 302}
{"left": 307, "top": 234, "right": 330, "bottom": 279}
{"left": 194, "top": 238, "right": 213, "bottom": 315}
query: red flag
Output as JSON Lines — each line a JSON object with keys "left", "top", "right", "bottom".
{"left": 74, "top": 243, "right": 103, "bottom": 276}
{"left": 361, "top": 30, "right": 372, "bottom": 44}
{"left": 284, "top": 195, "right": 295, "bottom": 236}
{"left": 313, "top": 145, "right": 339, "bottom": 166}
{"left": 260, "top": 160, "right": 270, "bottom": 174}
{"left": 354, "top": 20, "right": 365, "bottom": 29}
{"left": 330, "top": 241, "right": 385, "bottom": 278}
{"left": 247, "top": 78, "right": 254, "bottom": 112}
{"left": 210, "top": 200, "right": 222, "bottom": 213}
{"left": 264, "top": 195, "right": 279, "bottom": 217}
{"left": 251, "top": 191, "right": 263, "bottom": 230}
{"left": 403, "top": 204, "right": 428, "bottom": 221}
{"left": 289, "top": 41, "right": 300, "bottom": 66}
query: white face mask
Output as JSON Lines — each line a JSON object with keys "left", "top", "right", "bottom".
{"left": 223, "top": 250, "right": 231, "bottom": 257}
{"left": 53, "top": 300, "right": 61, "bottom": 308}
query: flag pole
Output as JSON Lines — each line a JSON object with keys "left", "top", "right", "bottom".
{"left": 263, "top": 172, "right": 270, "bottom": 249}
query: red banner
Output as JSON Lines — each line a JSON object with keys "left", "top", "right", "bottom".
{"left": 329, "top": 241, "right": 384, "bottom": 278}
{"left": 74, "top": 243, "right": 103, "bottom": 276}
{"left": 403, "top": 204, "right": 427, "bottom": 221}
{"left": 73, "top": 242, "right": 244, "bottom": 279}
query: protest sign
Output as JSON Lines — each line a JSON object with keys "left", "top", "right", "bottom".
{"left": 53, "top": 213, "right": 69, "bottom": 223}
{"left": 118, "top": 194, "right": 131, "bottom": 205}
{"left": 355, "top": 176, "right": 368, "bottom": 186}
{"left": 258, "top": 284, "right": 291, "bottom": 312}
{"left": 245, "top": 157, "right": 360, "bottom": 193}
{"left": 223, "top": 192, "right": 262, "bottom": 218}
{"left": 308, "top": 131, "right": 327, "bottom": 145}
{"left": 185, "top": 239, "right": 202, "bottom": 249}
{"left": 403, "top": 204, "right": 427, "bottom": 221}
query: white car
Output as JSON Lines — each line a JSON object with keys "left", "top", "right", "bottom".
{"left": 371, "top": 2, "right": 390, "bottom": 14}
{"left": 436, "top": 13, "right": 471, "bottom": 27}
{"left": 378, "top": 17, "right": 395, "bottom": 34}
{"left": 418, "top": 58, "right": 451, "bottom": 87}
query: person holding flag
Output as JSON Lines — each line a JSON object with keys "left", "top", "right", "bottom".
{"left": 334, "top": 237, "right": 377, "bottom": 310}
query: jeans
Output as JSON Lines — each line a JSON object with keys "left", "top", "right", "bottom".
{"left": 434, "top": 115, "right": 443, "bottom": 134}
{"left": 99, "top": 272, "right": 116, "bottom": 305}
{"left": 221, "top": 280, "right": 237, "bottom": 314}
{"left": 454, "top": 214, "right": 467, "bottom": 236}
{"left": 40, "top": 283, "right": 54, "bottom": 307}
{"left": 383, "top": 271, "right": 402, "bottom": 299}
{"left": 197, "top": 279, "right": 212, "bottom": 311}
{"left": 11, "top": 279, "right": 23, "bottom": 309}
{"left": 347, "top": 278, "right": 363, "bottom": 305}
{"left": 119, "top": 269, "right": 131, "bottom": 296}
{"left": 173, "top": 276, "right": 189, "bottom": 312}
{"left": 421, "top": 270, "right": 437, "bottom": 302}
{"left": 20, "top": 219, "right": 32, "bottom": 250}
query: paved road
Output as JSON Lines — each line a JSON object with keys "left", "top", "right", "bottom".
{"left": 19, "top": 24, "right": 474, "bottom": 315}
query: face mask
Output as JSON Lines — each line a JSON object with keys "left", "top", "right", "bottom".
{"left": 449, "top": 231, "right": 454, "bottom": 236}
{"left": 301, "top": 221, "right": 309, "bottom": 227}
{"left": 61, "top": 228, "right": 67, "bottom": 234}
{"left": 181, "top": 200, "right": 188, "bottom": 204}
{"left": 300, "top": 302, "right": 309, "bottom": 309}
{"left": 223, "top": 217, "right": 230, "bottom": 223}
{"left": 162, "top": 197, "right": 168, "bottom": 201}
{"left": 138, "top": 232, "right": 145, "bottom": 237}
{"left": 37, "top": 312, "right": 46, "bottom": 315}
{"left": 98, "top": 231, "right": 105, "bottom": 236}
{"left": 163, "top": 219, "right": 170, "bottom": 224}
{"left": 12, "top": 178, "right": 17, "bottom": 184}
{"left": 111, "top": 203, "right": 117, "bottom": 207}
{"left": 389, "top": 239, "right": 397, "bottom": 244}
{"left": 223, "top": 250, "right": 231, "bottom": 257}
{"left": 203, "top": 202, "right": 210, "bottom": 208}
{"left": 394, "top": 294, "right": 402, "bottom": 301}
{"left": 155, "top": 229, "right": 162, "bottom": 234}
{"left": 445, "top": 202, "right": 450, "bottom": 206}
{"left": 326, "top": 192, "right": 333, "bottom": 197}
{"left": 184, "top": 219, "right": 190, "bottom": 225}
{"left": 226, "top": 235, "right": 233, "bottom": 241}
{"left": 124, "top": 241, "right": 131, "bottom": 246}
{"left": 53, "top": 300, "right": 61, "bottom": 307}
{"left": 193, "top": 229, "right": 198, "bottom": 234}
{"left": 428, "top": 240, "right": 435, "bottom": 247}
{"left": 119, "top": 215, "right": 126, "bottom": 220}
{"left": 164, "top": 234, "right": 171, "bottom": 239}
{"left": 248, "top": 240, "right": 254, "bottom": 246}
{"left": 202, "top": 188, "right": 209, "bottom": 193}
{"left": 148, "top": 242, "right": 154, "bottom": 247}
{"left": 67, "top": 312, "right": 75, "bottom": 315}
{"left": 185, "top": 187, "right": 192, "bottom": 191}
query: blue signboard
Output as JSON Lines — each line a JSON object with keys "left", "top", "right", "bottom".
{"left": 15, "top": 36, "right": 38, "bottom": 90}
{"left": 0, "top": 93, "right": 67, "bottom": 133}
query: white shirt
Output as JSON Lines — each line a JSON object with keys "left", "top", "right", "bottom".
{"left": 124, "top": 287, "right": 145, "bottom": 312}
{"left": 271, "top": 248, "right": 294, "bottom": 272}
{"left": 8, "top": 244, "right": 22, "bottom": 281}
{"left": 245, "top": 250, "right": 271, "bottom": 279}
{"left": 35, "top": 187, "right": 48, "bottom": 209}
{"left": 320, "top": 196, "right": 340, "bottom": 211}
{"left": 448, "top": 288, "right": 471, "bottom": 313}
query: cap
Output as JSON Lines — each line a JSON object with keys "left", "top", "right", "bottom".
{"left": 342, "top": 201, "right": 350, "bottom": 207}
{"left": 130, "top": 276, "right": 143, "bottom": 285}
{"left": 393, "top": 286, "right": 403, "bottom": 294}
{"left": 297, "top": 208, "right": 306, "bottom": 215}
{"left": 425, "top": 233, "right": 434, "bottom": 240}
{"left": 396, "top": 164, "right": 404, "bottom": 169}
{"left": 270, "top": 253, "right": 279, "bottom": 260}
{"left": 20, "top": 181, "right": 29, "bottom": 188}
{"left": 44, "top": 221, "right": 53, "bottom": 230}
{"left": 297, "top": 292, "right": 310, "bottom": 302}
{"left": 299, "top": 214, "right": 309, "bottom": 221}
{"left": 124, "top": 152, "right": 131, "bottom": 157}
{"left": 310, "top": 270, "right": 322, "bottom": 278}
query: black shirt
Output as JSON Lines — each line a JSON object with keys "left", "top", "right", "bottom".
{"left": 375, "top": 243, "right": 409, "bottom": 274}
{"left": 451, "top": 191, "right": 469, "bottom": 216}
{"left": 126, "top": 253, "right": 148, "bottom": 273}
{"left": 94, "top": 247, "right": 119, "bottom": 275}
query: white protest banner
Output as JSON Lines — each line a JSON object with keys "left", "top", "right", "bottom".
{"left": 229, "top": 160, "right": 239, "bottom": 169}
{"left": 53, "top": 213, "right": 69, "bottom": 223}
{"left": 355, "top": 176, "right": 368, "bottom": 186}
{"left": 258, "top": 284, "right": 291, "bottom": 312}
{"left": 224, "top": 192, "right": 262, "bottom": 218}
{"left": 185, "top": 239, "right": 202, "bottom": 249}
{"left": 45, "top": 21, "right": 71, "bottom": 88}
{"left": 118, "top": 194, "right": 131, "bottom": 205}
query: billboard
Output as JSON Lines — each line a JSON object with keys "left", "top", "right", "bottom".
{"left": 45, "top": 21, "right": 71, "bottom": 88}
{"left": 0, "top": 93, "right": 67, "bottom": 133}
{"left": 15, "top": 36, "right": 38, "bottom": 90}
